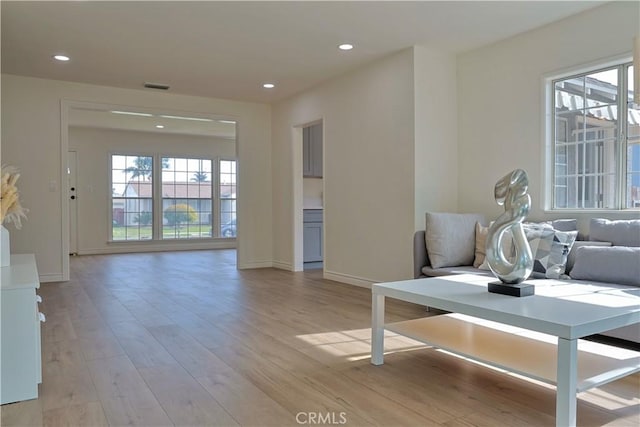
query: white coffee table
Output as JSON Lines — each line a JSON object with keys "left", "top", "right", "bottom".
{"left": 371, "top": 274, "right": 640, "bottom": 427}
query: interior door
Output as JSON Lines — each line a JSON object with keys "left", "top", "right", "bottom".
{"left": 68, "top": 151, "right": 78, "bottom": 255}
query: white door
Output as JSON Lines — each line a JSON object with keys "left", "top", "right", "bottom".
{"left": 68, "top": 151, "right": 78, "bottom": 255}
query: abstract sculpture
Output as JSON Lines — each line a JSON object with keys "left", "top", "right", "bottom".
{"left": 486, "top": 169, "right": 534, "bottom": 296}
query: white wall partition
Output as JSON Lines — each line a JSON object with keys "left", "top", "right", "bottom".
{"left": 272, "top": 49, "right": 415, "bottom": 284}
{"left": 272, "top": 47, "right": 459, "bottom": 284}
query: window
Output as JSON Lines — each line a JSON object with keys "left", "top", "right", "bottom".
{"left": 219, "top": 160, "right": 237, "bottom": 237}
{"left": 111, "top": 155, "right": 153, "bottom": 241}
{"left": 110, "top": 154, "right": 236, "bottom": 240}
{"left": 162, "top": 157, "right": 213, "bottom": 239}
{"left": 549, "top": 62, "right": 639, "bottom": 209}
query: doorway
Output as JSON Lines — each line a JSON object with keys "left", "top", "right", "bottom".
{"left": 293, "top": 120, "right": 324, "bottom": 272}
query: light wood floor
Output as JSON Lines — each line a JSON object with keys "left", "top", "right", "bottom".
{"left": 1, "top": 250, "right": 638, "bottom": 427}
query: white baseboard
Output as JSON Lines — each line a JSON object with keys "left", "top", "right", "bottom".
{"left": 324, "top": 270, "right": 375, "bottom": 289}
{"left": 39, "top": 274, "right": 64, "bottom": 283}
{"left": 238, "top": 261, "right": 273, "bottom": 269}
{"left": 78, "top": 241, "right": 235, "bottom": 255}
{"left": 272, "top": 261, "right": 294, "bottom": 271}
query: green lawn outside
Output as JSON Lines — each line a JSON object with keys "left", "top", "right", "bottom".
{"left": 112, "top": 225, "right": 211, "bottom": 240}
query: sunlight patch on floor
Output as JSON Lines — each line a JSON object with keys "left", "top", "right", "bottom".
{"left": 579, "top": 386, "right": 640, "bottom": 411}
{"left": 295, "top": 328, "right": 428, "bottom": 362}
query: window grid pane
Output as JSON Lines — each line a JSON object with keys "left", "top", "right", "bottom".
{"left": 220, "top": 160, "right": 237, "bottom": 238}
{"left": 162, "top": 157, "right": 213, "bottom": 239}
{"left": 111, "top": 155, "right": 153, "bottom": 241}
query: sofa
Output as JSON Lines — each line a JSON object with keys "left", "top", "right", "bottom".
{"left": 413, "top": 213, "right": 640, "bottom": 345}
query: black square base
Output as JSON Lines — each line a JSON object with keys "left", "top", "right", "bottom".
{"left": 488, "top": 281, "right": 535, "bottom": 297}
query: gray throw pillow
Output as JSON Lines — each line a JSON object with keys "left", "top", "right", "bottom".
{"left": 566, "top": 240, "right": 612, "bottom": 274}
{"left": 551, "top": 219, "right": 577, "bottom": 232}
{"left": 550, "top": 218, "right": 586, "bottom": 240}
{"left": 570, "top": 246, "right": 640, "bottom": 286}
{"left": 425, "top": 213, "right": 485, "bottom": 269}
{"left": 590, "top": 218, "right": 640, "bottom": 247}
{"left": 523, "top": 223, "right": 578, "bottom": 279}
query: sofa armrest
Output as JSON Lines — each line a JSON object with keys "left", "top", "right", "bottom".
{"left": 413, "top": 230, "right": 429, "bottom": 279}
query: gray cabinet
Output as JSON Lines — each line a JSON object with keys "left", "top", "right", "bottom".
{"left": 303, "top": 124, "right": 322, "bottom": 178}
{"left": 303, "top": 209, "right": 323, "bottom": 262}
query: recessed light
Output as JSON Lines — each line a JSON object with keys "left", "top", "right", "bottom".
{"left": 155, "top": 125, "right": 164, "bottom": 129}
{"left": 338, "top": 44, "right": 354, "bottom": 51}
{"left": 263, "top": 83, "right": 275, "bottom": 89}
{"left": 53, "top": 54, "right": 70, "bottom": 61}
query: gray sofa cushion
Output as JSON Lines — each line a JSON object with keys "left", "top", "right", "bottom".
{"left": 590, "top": 218, "right": 640, "bottom": 247}
{"left": 570, "top": 246, "right": 640, "bottom": 286}
{"left": 566, "top": 240, "right": 612, "bottom": 273}
{"left": 425, "top": 213, "right": 485, "bottom": 269}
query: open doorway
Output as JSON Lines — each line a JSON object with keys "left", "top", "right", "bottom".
{"left": 293, "top": 120, "right": 324, "bottom": 272}
{"left": 62, "top": 102, "right": 238, "bottom": 274}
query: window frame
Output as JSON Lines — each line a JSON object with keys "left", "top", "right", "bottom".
{"left": 543, "top": 55, "right": 638, "bottom": 212}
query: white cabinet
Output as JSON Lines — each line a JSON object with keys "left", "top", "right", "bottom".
{"left": 1, "top": 254, "right": 42, "bottom": 405}
{"left": 303, "top": 210, "right": 323, "bottom": 262}
{"left": 303, "top": 124, "right": 323, "bottom": 178}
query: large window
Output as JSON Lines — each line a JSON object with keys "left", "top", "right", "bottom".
{"left": 110, "top": 154, "right": 236, "bottom": 240}
{"left": 550, "top": 62, "right": 639, "bottom": 209}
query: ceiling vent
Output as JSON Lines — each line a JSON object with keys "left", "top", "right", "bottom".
{"left": 144, "top": 82, "right": 170, "bottom": 90}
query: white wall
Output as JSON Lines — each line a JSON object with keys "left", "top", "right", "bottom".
{"left": 272, "top": 49, "right": 415, "bottom": 283}
{"left": 272, "top": 47, "right": 459, "bottom": 284}
{"left": 413, "top": 46, "right": 459, "bottom": 230}
{"left": 1, "top": 74, "right": 272, "bottom": 281}
{"left": 457, "top": 1, "right": 640, "bottom": 230}
{"left": 69, "top": 127, "right": 236, "bottom": 254}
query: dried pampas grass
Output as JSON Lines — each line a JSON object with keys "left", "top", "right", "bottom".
{"left": 1, "top": 165, "right": 28, "bottom": 229}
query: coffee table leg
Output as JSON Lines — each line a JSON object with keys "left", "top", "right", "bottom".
{"left": 556, "top": 337, "right": 578, "bottom": 427}
{"left": 371, "top": 293, "right": 385, "bottom": 365}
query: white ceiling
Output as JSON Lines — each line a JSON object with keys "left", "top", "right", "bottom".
{"left": 2, "top": 1, "right": 605, "bottom": 104}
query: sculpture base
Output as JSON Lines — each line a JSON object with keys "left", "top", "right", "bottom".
{"left": 488, "top": 281, "right": 534, "bottom": 297}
